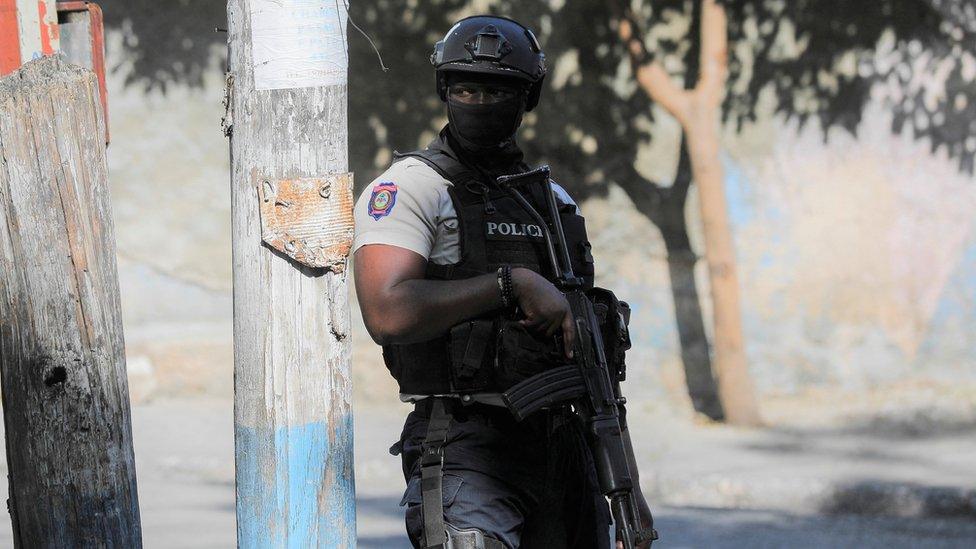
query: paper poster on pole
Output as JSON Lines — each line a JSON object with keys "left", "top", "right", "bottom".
{"left": 249, "top": 0, "right": 348, "bottom": 91}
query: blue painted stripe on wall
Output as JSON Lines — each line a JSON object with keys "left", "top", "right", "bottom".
{"left": 916, "top": 235, "right": 976, "bottom": 370}
{"left": 722, "top": 155, "right": 755, "bottom": 230}
{"left": 236, "top": 413, "right": 356, "bottom": 548}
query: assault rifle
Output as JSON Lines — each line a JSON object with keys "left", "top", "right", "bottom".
{"left": 496, "top": 166, "right": 657, "bottom": 549}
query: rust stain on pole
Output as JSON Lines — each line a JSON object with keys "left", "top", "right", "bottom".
{"left": 256, "top": 172, "right": 354, "bottom": 271}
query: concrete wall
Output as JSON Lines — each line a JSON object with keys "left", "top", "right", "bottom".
{"left": 100, "top": 31, "right": 976, "bottom": 405}
{"left": 587, "top": 102, "right": 976, "bottom": 407}
{"left": 104, "top": 31, "right": 234, "bottom": 401}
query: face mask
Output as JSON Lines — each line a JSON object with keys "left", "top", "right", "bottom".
{"left": 447, "top": 95, "right": 525, "bottom": 150}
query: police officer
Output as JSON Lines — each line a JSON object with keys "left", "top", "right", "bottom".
{"left": 353, "top": 15, "right": 652, "bottom": 548}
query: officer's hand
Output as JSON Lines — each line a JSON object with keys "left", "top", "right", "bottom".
{"left": 616, "top": 526, "right": 654, "bottom": 549}
{"left": 511, "top": 267, "right": 576, "bottom": 359}
{"left": 617, "top": 541, "right": 651, "bottom": 549}
{"left": 616, "top": 533, "right": 653, "bottom": 549}
{"left": 615, "top": 500, "right": 655, "bottom": 549}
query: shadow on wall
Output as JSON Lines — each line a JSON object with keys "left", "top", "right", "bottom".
{"left": 98, "top": 0, "right": 227, "bottom": 91}
{"left": 96, "top": 1, "right": 233, "bottom": 403}
{"left": 96, "top": 1, "right": 976, "bottom": 404}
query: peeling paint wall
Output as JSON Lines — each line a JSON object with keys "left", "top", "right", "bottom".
{"left": 102, "top": 30, "right": 234, "bottom": 400}
{"left": 587, "top": 100, "right": 976, "bottom": 399}
{"left": 725, "top": 102, "right": 976, "bottom": 393}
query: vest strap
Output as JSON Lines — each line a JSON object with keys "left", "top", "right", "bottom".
{"left": 421, "top": 398, "right": 453, "bottom": 548}
{"left": 395, "top": 148, "right": 474, "bottom": 184}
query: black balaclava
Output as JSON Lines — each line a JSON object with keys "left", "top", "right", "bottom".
{"left": 445, "top": 73, "right": 527, "bottom": 176}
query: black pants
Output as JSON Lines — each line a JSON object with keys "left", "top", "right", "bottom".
{"left": 392, "top": 401, "right": 611, "bottom": 549}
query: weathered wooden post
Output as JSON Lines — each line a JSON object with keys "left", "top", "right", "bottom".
{"left": 226, "top": 0, "right": 356, "bottom": 546}
{"left": 0, "top": 56, "right": 142, "bottom": 547}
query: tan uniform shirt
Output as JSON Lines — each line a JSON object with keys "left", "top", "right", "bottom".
{"left": 353, "top": 157, "right": 578, "bottom": 263}
{"left": 353, "top": 156, "right": 580, "bottom": 402}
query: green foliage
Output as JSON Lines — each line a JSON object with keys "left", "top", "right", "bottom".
{"left": 724, "top": 0, "right": 976, "bottom": 172}
{"left": 99, "top": 0, "right": 976, "bottom": 180}
{"left": 350, "top": 0, "right": 976, "bottom": 195}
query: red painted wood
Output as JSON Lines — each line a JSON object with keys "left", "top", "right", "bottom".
{"left": 0, "top": 0, "right": 21, "bottom": 75}
{"left": 37, "top": 0, "right": 58, "bottom": 55}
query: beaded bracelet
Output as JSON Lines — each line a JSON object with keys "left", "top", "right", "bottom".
{"left": 497, "top": 265, "right": 514, "bottom": 308}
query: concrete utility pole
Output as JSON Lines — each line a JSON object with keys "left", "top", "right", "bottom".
{"left": 0, "top": 56, "right": 141, "bottom": 547}
{"left": 226, "top": 0, "right": 356, "bottom": 546}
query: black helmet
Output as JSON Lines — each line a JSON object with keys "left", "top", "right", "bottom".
{"left": 431, "top": 15, "right": 547, "bottom": 111}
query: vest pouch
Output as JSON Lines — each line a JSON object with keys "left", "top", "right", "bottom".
{"left": 383, "top": 337, "right": 454, "bottom": 395}
{"left": 494, "top": 320, "right": 567, "bottom": 389}
{"left": 448, "top": 320, "right": 496, "bottom": 392}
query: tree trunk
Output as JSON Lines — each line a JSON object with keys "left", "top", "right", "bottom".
{"left": 0, "top": 55, "right": 142, "bottom": 547}
{"left": 613, "top": 0, "right": 761, "bottom": 425}
{"left": 658, "top": 142, "right": 724, "bottom": 420}
{"left": 226, "top": 0, "right": 356, "bottom": 545}
{"left": 683, "top": 104, "right": 760, "bottom": 426}
{"left": 683, "top": 0, "right": 760, "bottom": 425}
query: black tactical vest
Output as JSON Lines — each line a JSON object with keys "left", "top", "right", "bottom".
{"left": 382, "top": 134, "right": 594, "bottom": 395}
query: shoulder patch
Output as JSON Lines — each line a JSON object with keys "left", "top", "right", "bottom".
{"left": 368, "top": 182, "right": 398, "bottom": 220}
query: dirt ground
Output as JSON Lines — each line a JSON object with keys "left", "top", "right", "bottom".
{"left": 0, "top": 380, "right": 975, "bottom": 547}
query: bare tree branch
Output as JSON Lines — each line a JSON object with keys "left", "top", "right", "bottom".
{"left": 695, "top": 0, "right": 728, "bottom": 108}
{"left": 610, "top": 0, "right": 692, "bottom": 123}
